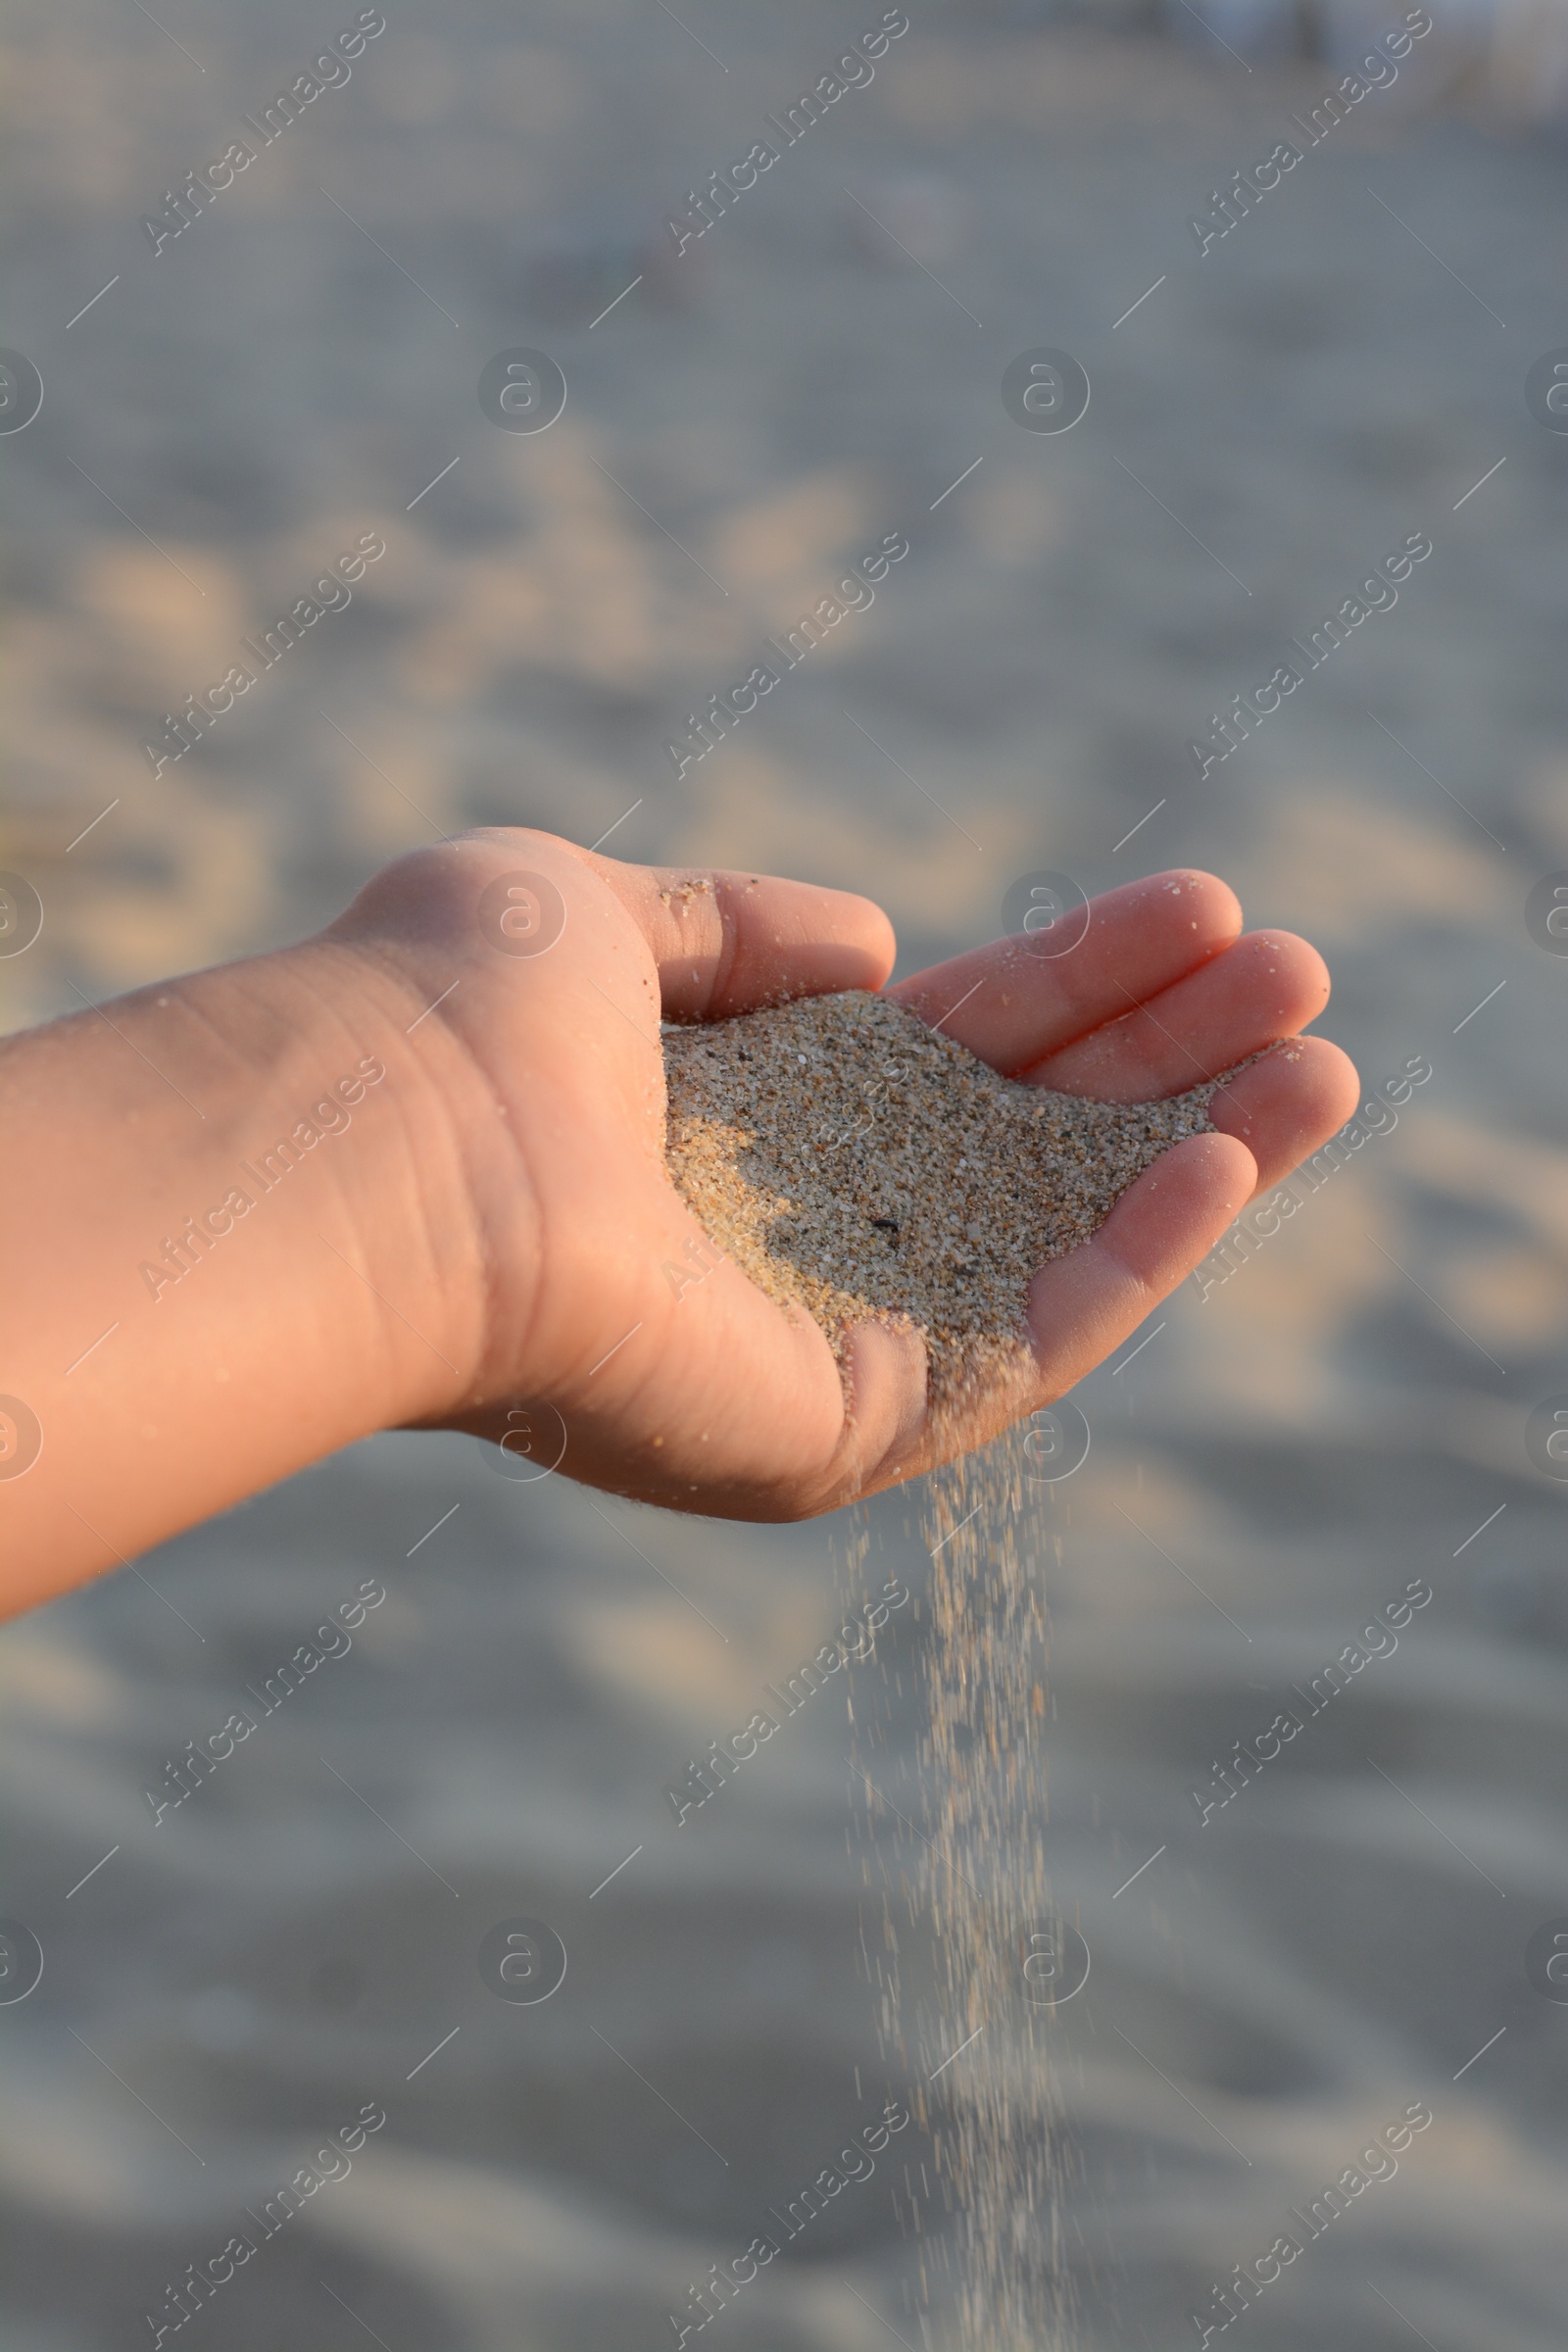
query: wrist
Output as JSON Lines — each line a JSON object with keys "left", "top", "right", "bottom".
{"left": 0, "top": 924, "right": 498, "bottom": 1603}
{"left": 200, "top": 927, "right": 499, "bottom": 1431}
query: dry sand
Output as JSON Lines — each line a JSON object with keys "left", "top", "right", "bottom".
{"left": 663, "top": 987, "right": 1219, "bottom": 1407}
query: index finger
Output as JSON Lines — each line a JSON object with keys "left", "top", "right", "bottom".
{"left": 581, "top": 850, "right": 897, "bottom": 1018}
{"left": 888, "top": 868, "right": 1242, "bottom": 1073}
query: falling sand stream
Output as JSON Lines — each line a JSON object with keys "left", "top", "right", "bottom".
{"left": 663, "top": 987, "right": 1225, "bottom": 2343}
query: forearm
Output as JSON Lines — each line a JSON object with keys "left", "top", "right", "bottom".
{"left": 0, "top": 938, "right": 482, "bottom": 1615}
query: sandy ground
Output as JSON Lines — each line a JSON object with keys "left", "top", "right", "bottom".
{"left": 3, "top": 1, "right": 1568, "bottom": 2345}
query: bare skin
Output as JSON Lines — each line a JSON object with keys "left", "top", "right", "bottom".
{"left": 0, "top": 828, "right": 1359, "bottom": 1619}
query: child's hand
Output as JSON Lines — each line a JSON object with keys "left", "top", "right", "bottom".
{"left": 0, "top": 829, "right": 1357, "bottom": 1612}
{"left": 354, "top": 831, "right": 1353, "bottom": 1512}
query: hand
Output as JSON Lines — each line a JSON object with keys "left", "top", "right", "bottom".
{"left": 0, "top": 827, "right": 1356, "bottom": 1612}
{"left": 330, "top": 830, "right": 1358, "bottom": 1519}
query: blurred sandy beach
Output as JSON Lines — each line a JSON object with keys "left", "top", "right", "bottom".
{"left": 3, "top": 2, "right": 1568, "bottom": 2344}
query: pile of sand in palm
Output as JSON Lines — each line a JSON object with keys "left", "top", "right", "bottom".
{"left": 662, "top": 988, "right": 1218, "bottom": 1405}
